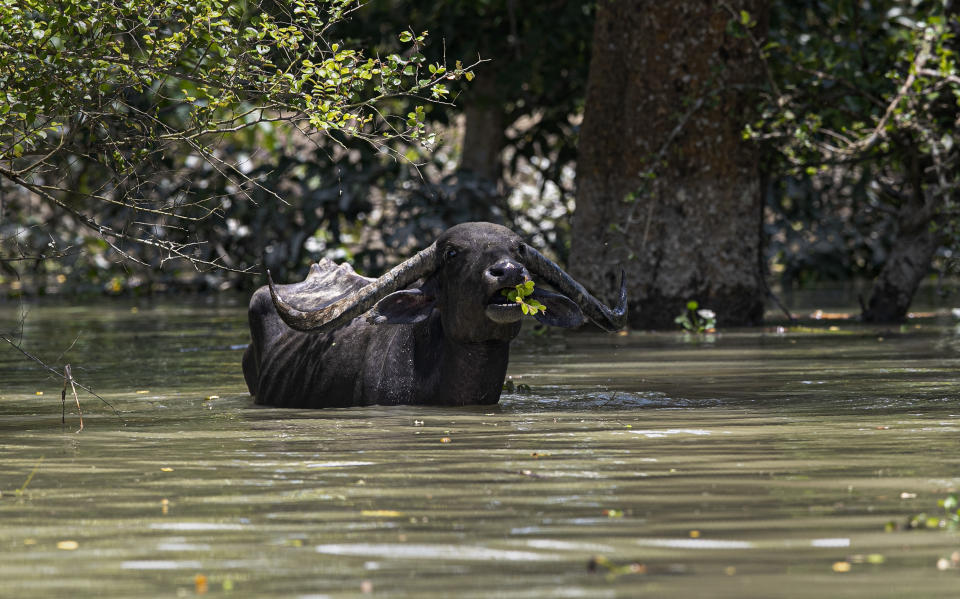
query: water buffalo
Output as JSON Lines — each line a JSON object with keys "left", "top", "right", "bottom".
{"left": 243, "top": 222, "right": 626, "bottom": 407}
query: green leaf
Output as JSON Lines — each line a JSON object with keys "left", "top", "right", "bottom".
{"left": 501, "top": 280, "right": 545, "bottom": 317}
{"left": 943, "top": 494, "right": 958, "bottom": 512}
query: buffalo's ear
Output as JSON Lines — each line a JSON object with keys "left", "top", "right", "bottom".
{"left": 367, "top": 288, "right": 437, "bottom": 325}
{"left": 530, "top": 289, "right": 585, "bottom": 328}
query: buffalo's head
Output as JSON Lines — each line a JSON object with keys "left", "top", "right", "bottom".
{"left": 267, "top": 222, "right": 626, "bottom": 341}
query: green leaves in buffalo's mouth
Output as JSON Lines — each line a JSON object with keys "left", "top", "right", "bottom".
{"left": 501, "top": 280, "right": 546, "bottom": 316}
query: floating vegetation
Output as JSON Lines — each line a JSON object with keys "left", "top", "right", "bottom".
{"left": 887, "top": 493, "right": 960, "bottom": 532}
{"left": 936, "top": 552, "right": 960, "bottom": 571}
{"left": 832, "top": 561, "right": 851, "bottom": 573}
{"left": 674, "top": 300, "right": 716, "bottom": 334}
{"left": 587, "top": 555, "right": 647, "bottom": 580}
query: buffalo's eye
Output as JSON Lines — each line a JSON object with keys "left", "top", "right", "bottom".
{"left": 445, "top": 248, "right": 458, "bottom": 260}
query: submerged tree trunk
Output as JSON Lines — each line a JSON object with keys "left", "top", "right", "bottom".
{"left": 570, "top": 0, "right": 768, "bottom": 329}
{"left": 861, "top": 190, "right": 940, "bottom": 323}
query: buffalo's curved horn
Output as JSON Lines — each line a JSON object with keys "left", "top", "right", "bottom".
{"left": 522, "top": 244, "right": 627, "bottom": 331}
{"left": 268, "top": 243, "right": 439, "bottom": 334}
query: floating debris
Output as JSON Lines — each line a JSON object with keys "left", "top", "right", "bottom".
{"left": 832, "top": 561, "right": 851, "bottom": 573}
{"left": 361, "top": 510, "right": 404, "bottom": 517}
{"left": 587, "top": 555, "right": 646, "bottom": 579}
{"left": 194, "top": 574, "right": 208, "bottom": 594}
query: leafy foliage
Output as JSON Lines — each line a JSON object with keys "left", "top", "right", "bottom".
{"left": 750, "top": 1, "right": 960, "bottom": 286}
{"left": 0, "top": 0, "right": 475, "bottom": 283}
{"left": 501, "top": 279, "right": 546, "bottom": 316}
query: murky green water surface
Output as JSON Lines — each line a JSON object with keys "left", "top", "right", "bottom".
{"left": 1, "top": 298, "right": 959, "bottom": 597}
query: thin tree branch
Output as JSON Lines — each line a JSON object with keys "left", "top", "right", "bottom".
{"left": 0, "top": 332, "right": 120, "bottom": 422}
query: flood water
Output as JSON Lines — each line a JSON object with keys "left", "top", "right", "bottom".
{"left": 1, "top": 296, "right": 959, "bottom": 597}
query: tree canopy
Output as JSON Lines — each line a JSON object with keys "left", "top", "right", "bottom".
{"left": 756, "top": 0, "right": 959, "bottom": 319}
{"left": 0, "top": 0, "right": 474, "bottom": 277}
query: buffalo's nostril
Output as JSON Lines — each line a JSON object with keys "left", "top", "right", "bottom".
{"left": 486, "top": 260, "right": 526, "bottom": 285}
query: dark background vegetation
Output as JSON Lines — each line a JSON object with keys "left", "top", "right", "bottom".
{"left": 1, "top": 0, "right": 958, "bottom": 327}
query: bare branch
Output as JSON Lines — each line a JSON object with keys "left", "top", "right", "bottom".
{"left": 0, "top": 332, "right": 120, "bottom": 422}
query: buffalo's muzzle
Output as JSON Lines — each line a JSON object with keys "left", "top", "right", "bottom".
{"left": 484, "top": 259, "right": 527, "bottom": 290}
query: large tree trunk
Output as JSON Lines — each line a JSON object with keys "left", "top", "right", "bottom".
{"left": 449, "top": 75, "right": 505, "bottom": 224}
{"left": 459, "top": 75, "right": 504, "bottom": 183}
{"left": 860, "top": 207, "right": 938, "bottom": 323}
{"left": 861, "top": 168, "right": 941, "bottom": 323}
{"left": 570, "top": 0, "right": 768, "bottom": 329}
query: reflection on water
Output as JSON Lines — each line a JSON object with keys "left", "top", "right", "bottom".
{"left": 1, "top": 298, "right": 959, "bottom": 597}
